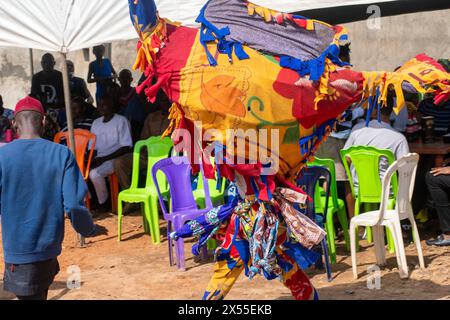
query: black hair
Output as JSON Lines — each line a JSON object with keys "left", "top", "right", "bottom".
{"left": 41, "top": 53, "right": 55, "bottom": 62}
{"left": 339, "top": 44, "right": 351, "bottom": 63}
{"left": 93, "top": 45, "right": 105, "bottom": 55}
{"left": 71, "top": 96, "right": 87, "bottom": 109}
{"left": 381, "top": 88, "right": 395, "bottom": 116}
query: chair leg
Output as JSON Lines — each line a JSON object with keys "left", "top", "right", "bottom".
{"left": 373, "top": 225, "right": 386, "bottom": 266}
{"left": 167, "top": 221, "right": 174, "bottom": 267}
{"left": 354, "top": 202, "right": 360, "bottom": 251}
{"left": 325, "top": 209, "right": 337, "bottom": 264}
{"left": 149, "top": 196, "right": 161, "bottom": 244}
{"left": 337, "top": 205, "right": 351, "bottom": 251}
{"left": 141, "top": 203, "right": 150, "bottom": 235}
{"left": 386, "top": 228, "right": 396, "bottom": 254}
{"left": 117, "top": 199, "right": 123, "bottom": 241}
{"left": 144, "top": 201, "right": 160, "bottom": 244}
{"left": 321, "top": 238, "right": 333, "bottom": 282}
{"left": 409, "top": 217, "right": 426, "bottom": 269}
{"left": 349, "top": 220, "right": 358, "bottom": 279}
{"left": 364, "top": 204, "right": 373, "bottom": 244}
{"left": 386, "top": 201, "right": 396, "bottom": 253}
{"left": 173, "top": 219, "right": 186, "bottom": 271}
{"left": 387, "top": 222, "right": 409, "bottom": 279}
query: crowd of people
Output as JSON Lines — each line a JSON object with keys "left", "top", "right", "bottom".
{"left": 2, "top": 46, "right": 171, "bottom": 209}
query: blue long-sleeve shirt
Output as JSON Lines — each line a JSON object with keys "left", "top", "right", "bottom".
{"left": 0, "top": 138, "right": 96, "bottom": 264}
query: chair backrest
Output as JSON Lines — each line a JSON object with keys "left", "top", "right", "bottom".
{"left": 376, "top": 153, "right": 419, "bottom": 224}
{"left": 308, "top": 157, "right": 339, "bottom": 209}
{"left": 340, "top": 146, "right": 398, "bottom": 203}
{"left": 296, "top": 166, "right": 331, "bottom": 221}
{"left": 54, "top": 129, "right": 96, "bottom": 180}
{"left": 151, "top": 156, "right": 212, "bottom": 219}
{"left": 129, "top": 136, "right": 173, "bottom": 189}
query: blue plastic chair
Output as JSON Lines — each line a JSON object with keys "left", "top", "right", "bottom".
{"left": 297, "top": 166, "right": 333, "bottom": 282}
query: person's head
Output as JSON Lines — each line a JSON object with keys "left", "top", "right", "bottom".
{"left": 93, "top": 45, "right": 105, "bottom": 59}
{"left": 118, "top": 69, "right": 133, "bottom": 88}
{"left": 98, "top": 94, "right": 115, "bottom": 118}
{"left": 339, "top": 44, "right": 351, "bottom": 64}
{"left": 71, "top": 97, "right": 86, "bottom": 120}
{"left": 41, "top": 53, "right": 56, "bottom": 73}
{"left": 66, "top": 60, "right": 75, "bottom": 77}
{"left": 0, "top": 95, "right": 4, "bottom": 115}
{"left": 13, "top": 96, "right": 46, "bottom": 137}
{"left": 377, "top": 88, "right": 395, "bottom": 122}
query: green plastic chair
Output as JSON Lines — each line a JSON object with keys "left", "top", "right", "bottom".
{"left": 193, "top": 159, "right": 226, "bottom": 208}
{"left": 308, "top": 157, "right": 351, "bottom": 264}
{"left": 340, "top": 146, "right": 398, "bottom": 253}
{"left": 118, "top": 136, "right": 173, "bottom": 244}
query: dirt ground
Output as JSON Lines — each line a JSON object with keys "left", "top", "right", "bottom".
{"left": 1, "top": 211, "right": 449, "bottom": 300}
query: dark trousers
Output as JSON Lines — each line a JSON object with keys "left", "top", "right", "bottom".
{"left": 426, "top": 172, "right": 450, "bottom": 233}
{"left": 16, "top": 289, "right": 49, "bottom": 300}
{"left": 3, "top": 258, "right": 59, "bottom": 300}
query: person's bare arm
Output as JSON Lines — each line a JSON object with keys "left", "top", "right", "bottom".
{"left": 87, "top": 62, "right": 96, "bottom": 84}
{"left": 82, "top": 80, "right": 94, "bottom": 104}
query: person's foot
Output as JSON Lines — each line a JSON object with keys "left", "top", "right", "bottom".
{"left": 426, "top": 234, "right": 450, "bottom": 247}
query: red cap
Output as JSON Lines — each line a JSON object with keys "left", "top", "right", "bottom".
{"left": 14, "top": 96, "right": 45, "bottom": 117}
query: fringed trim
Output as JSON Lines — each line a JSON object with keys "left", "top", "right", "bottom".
{"left": 247, "top": 2, "right": 316, "bottom": 30}
{"left": 298, "top": 119, "right": 337, "bottom": 160}
{"left": 196, "top": 3, "right": 250, "bottom": 66}
{"left": 132, "top": 15, "right": 168, "bottom": 72}
{"left": 162, "top": 102, "right": 184, "bottom": 138}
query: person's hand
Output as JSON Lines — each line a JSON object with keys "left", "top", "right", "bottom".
{"left": 86, "top": 97, "right": 94, "bottom": 105}
{"left": 430, "top": 167, "right": 450, "bottom": 176}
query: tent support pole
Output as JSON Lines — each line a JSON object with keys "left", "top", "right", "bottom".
{"left": 61, "top": 52, "right": 85, "bottom": 248}
{"left": 29, "top": 49, "right": 34, "bottom": 77}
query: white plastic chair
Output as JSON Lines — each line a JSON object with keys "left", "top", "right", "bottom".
{"left": 350, "top": 153, "right": 425, "bottom": 279}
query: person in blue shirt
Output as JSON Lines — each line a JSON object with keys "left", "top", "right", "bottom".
{"left": 0, "top": 96, "right": 104, "bottom": 300}
{"left": 87, "top": 45, "right": 117, "bottom": 106}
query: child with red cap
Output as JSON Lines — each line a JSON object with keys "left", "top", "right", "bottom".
{"left": 0, "top": 96, "right": 104, "bottom": 300}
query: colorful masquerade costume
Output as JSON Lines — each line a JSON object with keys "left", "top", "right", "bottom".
{"left": 128, "top": 0, "right": 450, "bottom": 301}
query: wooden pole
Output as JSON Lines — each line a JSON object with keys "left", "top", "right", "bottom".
{"left": 61, "top": 52, "right": 85, "bottom": 247}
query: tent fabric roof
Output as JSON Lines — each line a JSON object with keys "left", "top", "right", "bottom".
{"left": 0, "top": 0, "right": 398, "bottom": 52}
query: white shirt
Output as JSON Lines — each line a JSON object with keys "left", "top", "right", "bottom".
{"left": 344, "top": 120, "right": 410, "bottom": 193}
{"left": 90, "top": 114, "right": 133, "bottom": 157}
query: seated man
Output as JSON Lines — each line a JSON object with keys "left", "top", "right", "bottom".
{"left": 60, "top": 97, "right": 94, "bottom": 132}
{"left": 89, "top": 94, "right": 133, "bottom": 210}
{"left": 344, "top": 101, "right": 410, "bottom": 193}
{"left": 425, "top": 167, "right": 450, "bottom": 246}
{"left": 114, "top": 89, "right": 171, "bottom": 192}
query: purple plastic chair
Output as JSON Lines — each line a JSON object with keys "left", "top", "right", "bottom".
{"left": 152, "top": 156, "right": 213, "bottom": 270}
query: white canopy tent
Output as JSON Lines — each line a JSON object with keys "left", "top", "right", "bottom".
{"left": 0, "top": 0, "right": 401, "bottom": 52}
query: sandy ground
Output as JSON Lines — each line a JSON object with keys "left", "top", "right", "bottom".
{"left": 1, "top": 211, "right": 449, "bottom": 300}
